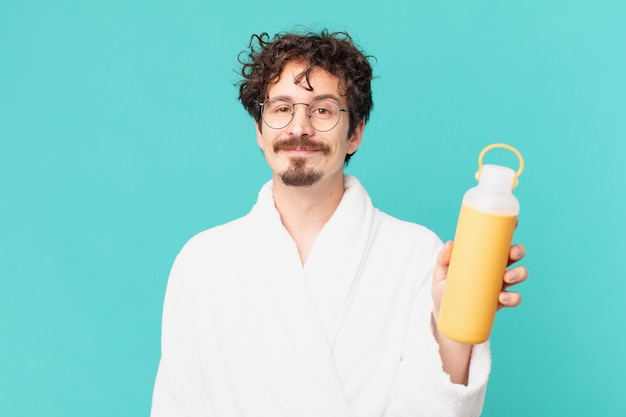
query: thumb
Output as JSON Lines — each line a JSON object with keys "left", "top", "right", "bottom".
{"left": 433, "top": 240, "right": 453, "bottom": 284}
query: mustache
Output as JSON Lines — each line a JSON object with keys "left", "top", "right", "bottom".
{"left": 273, "top": 136, "right": 331, "bottom": 154}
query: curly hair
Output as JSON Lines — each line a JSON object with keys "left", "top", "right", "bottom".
{"left": 237, "top": 30, "right": 374, "bottom": 163}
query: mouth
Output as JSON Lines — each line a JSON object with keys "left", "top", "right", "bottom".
{"left": 282, "top": 146, "right": 323, "bottom": 154}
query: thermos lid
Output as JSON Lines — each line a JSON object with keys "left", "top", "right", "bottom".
{"left": 475, "top": 143, "right": 524, "bottom": 190}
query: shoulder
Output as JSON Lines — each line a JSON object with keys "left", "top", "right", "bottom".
{"left": 358, "top": 209, "right": 443, "bottom": 296}
{"left": 369, "top": 209, "right": 444, "bottom": 276}
{"left": 374, "top": 209, "right": 443, "bottom": 249}
{"left": 173, "top": 215, "right": 250, "bottom": 265}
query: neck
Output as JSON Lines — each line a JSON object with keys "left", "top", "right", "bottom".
{"left": 272, "top": 174, "right": 346, "bottom": 264}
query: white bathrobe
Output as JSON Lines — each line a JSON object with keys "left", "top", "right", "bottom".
{"left": 151, "top": 176, "right": 490, "bottom": 417}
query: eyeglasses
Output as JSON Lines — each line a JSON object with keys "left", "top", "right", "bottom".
{"left": 259, "top": 98, "right": 350, "bottom": 132}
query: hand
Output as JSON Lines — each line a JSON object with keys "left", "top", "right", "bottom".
{"left": 432, "top": 241, "right": 529, "bottom": 320}
{"left": 430, "top": 241, "right": 527, "bottom": 384}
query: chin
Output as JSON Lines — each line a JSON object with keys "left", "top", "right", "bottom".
{"left": 279, "top": 159, "right": 323, "bottom": 187}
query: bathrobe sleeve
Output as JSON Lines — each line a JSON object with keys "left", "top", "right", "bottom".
{"left": 385, "top": 242, "right": 491, "bottom": 417}
{"left": 151, "top": 240, "right": 213, "bottom": 417}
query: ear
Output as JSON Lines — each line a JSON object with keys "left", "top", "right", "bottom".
{"left": 347, "top": 120, "right": 365, "bottom": 155}
{"left": 254, "top": 121, "right": 264, "bottom": 149}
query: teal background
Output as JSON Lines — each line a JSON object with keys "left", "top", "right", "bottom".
{"left": 1, "top": 0, "right": 625, "bottom": 415}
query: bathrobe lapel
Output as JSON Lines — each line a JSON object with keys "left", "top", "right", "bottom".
{"left": 243, "top": 176, "right": 374, "bottom": 413}
{"left": 303, "top": 176, "right": 376, "bottom": 349}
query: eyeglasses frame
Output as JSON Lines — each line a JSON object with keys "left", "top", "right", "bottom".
{"left": 259, "top": 98, "right": 350, "bottom": 132}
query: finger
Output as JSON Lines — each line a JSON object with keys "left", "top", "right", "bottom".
{"left": 433, "top": 241, "right": 453, "bottom": 284}
{"left": 503, "top": 265, "right": 528, "bottom": 286}
{"left": 498, "top": 291, "right": 522, "bottom": 309}
{"left": 507, "top": 243, "right": 526, "bottom": 266}
{"left": 438, "top": 240, "right": 453, "bottom": 266}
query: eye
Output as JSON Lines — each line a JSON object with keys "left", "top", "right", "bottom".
{"left": 275, "top": 106, "right": 291, "bottom": 113}
{"left": 310, "top": 101, "right": 337, "bottom": 118}
{"left": 264, "top": 99, "right": 293, "bottom": 115}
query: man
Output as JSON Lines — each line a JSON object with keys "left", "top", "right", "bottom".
{"left": 151, "top": 30, "right": 527, "bottom": 417}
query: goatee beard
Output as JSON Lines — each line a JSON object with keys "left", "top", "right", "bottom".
{"left": 280, "top": 157, "right": 323, "bottom": 187}
{"left": 274, "top": 136, "right": 327, "bottom": 187}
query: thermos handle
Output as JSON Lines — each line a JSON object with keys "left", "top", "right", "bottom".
{"left": 475, "top": 143, "right": 525, "bottom": 189}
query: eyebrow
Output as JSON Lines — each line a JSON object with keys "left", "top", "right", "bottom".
{"left": 268, "top": 94, "right": 344, "bottom": 104}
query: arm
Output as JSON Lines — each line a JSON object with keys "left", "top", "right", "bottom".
{"left": 431, "top": 241, "right": 528, "bottom": 385}
{"left": 383, "top": 238, "right": 491, "bottom": 417}
{"left": 151, "top": 249, "right": 211, "bottom": 417}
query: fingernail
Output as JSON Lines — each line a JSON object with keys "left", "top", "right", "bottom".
{"left": 507, "top": 270, "right": 518, "bottom": 283}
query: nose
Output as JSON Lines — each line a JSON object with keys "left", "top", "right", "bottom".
{"left": 287, "top": 103, "right": 315, "bottom": 137}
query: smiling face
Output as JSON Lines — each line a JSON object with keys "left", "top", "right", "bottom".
{"left": 255, "top": 61, "right": 364, "bottom": 188}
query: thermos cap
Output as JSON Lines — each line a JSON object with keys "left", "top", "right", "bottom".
{"left": 475, "top": 143, "right": 524, "bottom": 190}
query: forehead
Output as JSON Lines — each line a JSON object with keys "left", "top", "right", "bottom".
{"left": 267, "top": 61, "right": 347, "bottom": 105}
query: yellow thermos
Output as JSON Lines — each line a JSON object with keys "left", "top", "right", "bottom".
{"left": 438, "top": 144, "right": 524, "bottom": 344}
